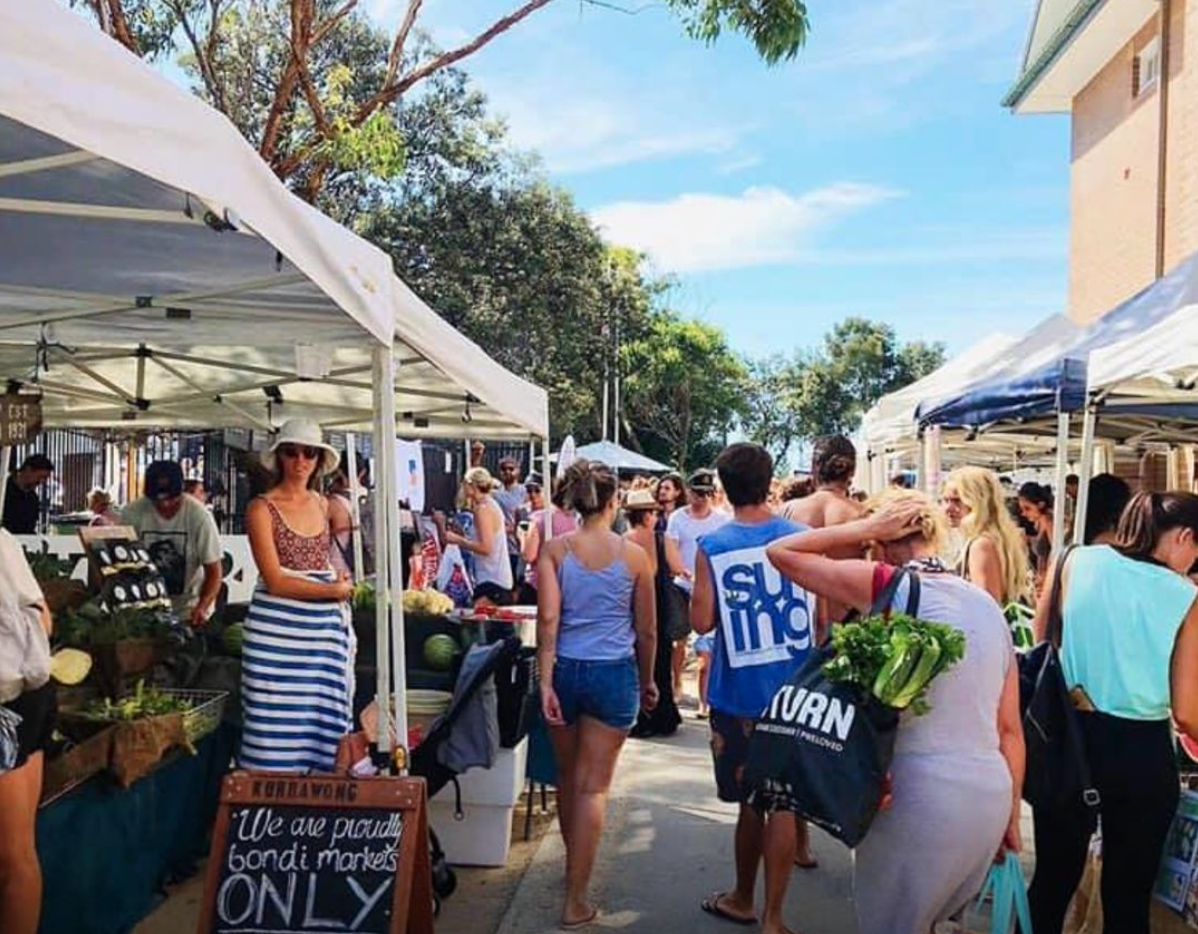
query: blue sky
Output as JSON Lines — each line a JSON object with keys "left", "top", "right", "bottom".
{"left": 383, "top": 0, "right": 1071, "bottom": 359}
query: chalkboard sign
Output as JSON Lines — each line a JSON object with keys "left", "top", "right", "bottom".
{"left": 0, "top": 393, "right": 42, "bottom": 445}
{"left": 198, "top": 773, "right": 434, "bottom": 934}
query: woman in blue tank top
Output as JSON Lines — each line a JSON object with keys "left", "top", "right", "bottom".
{"left": 1029, "top": 491, "right": 1198, "bottom": 934}
{"left": 536, "top": 459, "right": 658, "bottom": 930}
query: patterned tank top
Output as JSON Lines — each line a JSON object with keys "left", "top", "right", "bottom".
{"left": 263, "top": 496, "right": 331, "bottom": 572}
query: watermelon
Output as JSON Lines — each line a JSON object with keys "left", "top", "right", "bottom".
{"left": 422, "top": 634, "right": 459, "bottom": 671}
{"left": 222, "top": 622, "right": 245, "bottom": 656}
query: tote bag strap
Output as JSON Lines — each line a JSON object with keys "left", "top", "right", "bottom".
{"left": 870, "top": 566, "right": 921, "bottom": 618}
{"left": 1046, "top": 543, "right": 1079, "bottom": 648}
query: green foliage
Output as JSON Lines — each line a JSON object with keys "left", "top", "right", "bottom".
{"left": 666, "top": 0, "right": 809, "bottom": 64}
{"left": 621, "top": 312, "right": 749, "bottom": 470}
{"left": 742, "top": 318, "right": 945, "bottom": 456}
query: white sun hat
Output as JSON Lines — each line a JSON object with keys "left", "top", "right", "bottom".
{"left": 261, "top": 418, "right": 340, "bottom": 477}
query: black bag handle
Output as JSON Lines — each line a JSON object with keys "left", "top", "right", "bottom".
{"left": 1046, "top": 544, "right": 1079, "bottom": 648}
{"left": 871, "top": 566, "right": 921, "bottom": 618}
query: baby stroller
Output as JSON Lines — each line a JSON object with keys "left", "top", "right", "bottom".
{"left": 409, "top": 636, "right": 535, "bottom": 912}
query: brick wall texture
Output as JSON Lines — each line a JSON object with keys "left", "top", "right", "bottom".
{"left": 1069, "top": 0, "right": 1197, "bottom": 322}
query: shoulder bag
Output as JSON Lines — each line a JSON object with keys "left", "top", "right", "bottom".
{"left": 1018, "top": 544, "right": 1100, "bottom": 811}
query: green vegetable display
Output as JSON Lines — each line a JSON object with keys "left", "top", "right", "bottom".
{"left": 352, "top": 581, "right": 376, "bottom": 614}
{"left": 23, "top": 545, "right": 75, "bottom": 582}
{"left": 81, "top": 680, "right": 193, "bottom": 721}
{"left": 822, "top": 613, "right": 966, "bottom": 715}
{"left": 56, "top": 601, "right": 175, "bottom": 648}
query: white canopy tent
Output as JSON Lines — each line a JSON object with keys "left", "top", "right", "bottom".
{"left": 0, "top": 0, "right": 550, "bottom": 760}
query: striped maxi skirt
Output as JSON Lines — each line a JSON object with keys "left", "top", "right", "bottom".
{"left": 238, "top": 571, "right": 354, "bottom": 773}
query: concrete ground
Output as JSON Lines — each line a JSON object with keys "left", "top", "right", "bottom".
{"left": 496, "top": 714, "right": 858, "bottom": 934}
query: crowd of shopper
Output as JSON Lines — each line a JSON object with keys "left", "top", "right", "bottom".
{"left": 6, "top": 422, "right": 1198, "bottom": 934}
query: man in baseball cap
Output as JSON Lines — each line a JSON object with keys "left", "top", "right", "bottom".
{"left": 123, "top": 460, "right": 222, "bottom": 626}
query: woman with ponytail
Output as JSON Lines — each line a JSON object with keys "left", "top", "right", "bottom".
{"left": 536, "top": 459, "right": 658, "bottom": 929}
{"left": 1028, "top": 491, "right": 1198, "bottom": 934}
{"left": 943, "top": 466, "right": 1030, "bottom": 605}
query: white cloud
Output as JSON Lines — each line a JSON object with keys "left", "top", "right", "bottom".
{"left": 486, "top": 81, "right": 745, "bottom": 174}
{"left": 591, "top": 183, "right": 902, "bottom": 272}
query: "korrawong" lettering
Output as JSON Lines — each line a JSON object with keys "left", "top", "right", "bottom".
{"left": 766, "top": 685, "right": 856, "bottom": 742}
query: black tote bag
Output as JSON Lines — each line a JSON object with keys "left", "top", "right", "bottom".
{"left": 742, "top": 569, "right": 919, "bottom": 847}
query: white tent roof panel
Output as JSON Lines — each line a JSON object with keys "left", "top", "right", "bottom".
{"left": 0, "top": 0, "right": 548, "bottom": 440}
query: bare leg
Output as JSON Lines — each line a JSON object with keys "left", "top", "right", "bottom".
{"left": 561, "top": 716, "right": 627, "bottom": 927}
{"left": 549, "top": 723, "right": 581, "bottom": 849}
{"left": 793, "top": 818, "right": 817, "bottom": 868}
{"left": 762, "top": 811, "right": 799, "bottom": 934}
{"left": 706, "top": 803, "right": 764, "bottom": 922}
{"left": 697, "top": 651, "right": 712, "bottom": 716}
{"left": 0, "top": 752, "right": 44, "bottom": 934}
{"left": 672, "top": 640, "right": 687, "bottom": 698}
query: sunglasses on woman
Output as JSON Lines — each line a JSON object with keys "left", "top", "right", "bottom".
{"left": 278, "top": 444, "right": 320, "bottom": 461}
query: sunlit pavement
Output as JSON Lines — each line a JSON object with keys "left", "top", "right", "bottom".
{"left": 496, "top": 713, "right": 858, "bottom": 934}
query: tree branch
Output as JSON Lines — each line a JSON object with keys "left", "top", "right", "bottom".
{"left": 313, "top": 0, "right": 358, "bottom": 45}
{"left": 385, "top": 0, "right": 424, "bottom": 87}
{"left": 260, "top": 0, "right": 311, "bottom": 166}
{"left": 169, "top": 0, "right": 224, "bottom": 111}
{"left": 102, "top": 0, "right": 139, "bottom": 53}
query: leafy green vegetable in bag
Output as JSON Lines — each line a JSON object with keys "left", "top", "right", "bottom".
{"left": 823, "top": 613, "right": 966, "bottom": 714}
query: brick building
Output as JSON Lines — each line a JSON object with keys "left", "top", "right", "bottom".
{"left": 1006, "top": 0, "right": 1198, "bottom": 323}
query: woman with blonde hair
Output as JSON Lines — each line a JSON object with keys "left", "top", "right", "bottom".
{"left": 765, "top": 487, "right": 1024, "bottom": 934}
{"left": 942, "top": 466, "right": 1030, "bottom": 606}
{"left": 443, "top": 466, "right": 513, "bottom": 605}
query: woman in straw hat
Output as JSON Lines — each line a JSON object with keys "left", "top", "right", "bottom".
{"left": 240, "top": 418, "right": 354, "bottom": 773}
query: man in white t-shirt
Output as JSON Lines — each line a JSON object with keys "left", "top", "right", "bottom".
{"left": 122, "top": 460, "right": 223, "bottom": 627}
{"left": 666, "top": 469, "right": 730, "bottom": 703}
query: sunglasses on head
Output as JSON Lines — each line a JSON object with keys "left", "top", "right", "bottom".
{"left": 279, "top": 444, "right": 320, "bottom": 461}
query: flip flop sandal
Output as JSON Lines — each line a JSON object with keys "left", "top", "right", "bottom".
{"left": 561, "top": 908, "right": 600, "bottom": 930}
{"left": 794, "top": 854, "right": 819, "bottom": 870}
{"left": 700, "top": 893, "right": 756, "bottom": 926}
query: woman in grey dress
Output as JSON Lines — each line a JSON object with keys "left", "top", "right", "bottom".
{"left": 767, "top": 489, "right": 1025, "bottom": 934}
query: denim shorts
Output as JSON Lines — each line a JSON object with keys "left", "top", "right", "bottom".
{"left": 553, "top": 656, "right": 640, "bottom": 732}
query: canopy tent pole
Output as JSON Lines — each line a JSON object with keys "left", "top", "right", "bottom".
{"left": 0, "top": 446, "right": 9, "bottom": 518}
{"left": 1072, "top": 406, "right": 1098, "bottom": 546}
{"left": 1168, "top": 446, "right": 1182, "bottom": 491}
{"left": 346, "top": 432, "right": 365, "bottom": 580}
{"left": 377, "top": 347, "right": 409, "bottom": 767}
{"left": 543, "top": 436, "right": 553, "bottom": 543}
{"left": 371, "top": 352, "right": 392, "bottom": 757}
{"left": 1052, "top": 412, "right": 1071, "bottom": 552}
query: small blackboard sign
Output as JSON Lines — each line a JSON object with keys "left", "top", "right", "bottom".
{"left": 198, "top": 773, "right": 433, "bottom": 934}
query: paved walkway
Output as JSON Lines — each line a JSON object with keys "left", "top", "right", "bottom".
{"left": 496, "top": 715, "right": 858, "bottom": 934}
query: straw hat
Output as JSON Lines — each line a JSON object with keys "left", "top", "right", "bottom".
{"left": 624, "top": 489, "right": 659, "bottom": 512}
{"left": 261, "top": 418, "right": 339, "bottom": 476}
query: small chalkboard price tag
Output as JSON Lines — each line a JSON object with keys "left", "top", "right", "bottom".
{"left": 198, "top": 773, "right": 434, "bottom": 934}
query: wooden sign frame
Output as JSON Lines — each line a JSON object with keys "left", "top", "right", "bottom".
{"left": 197, "top": 772, "right": 434, "bottom": 934}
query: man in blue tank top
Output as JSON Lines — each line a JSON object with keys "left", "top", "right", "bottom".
{"left": 691, "top": 443, "right": 815, "bottom": 929}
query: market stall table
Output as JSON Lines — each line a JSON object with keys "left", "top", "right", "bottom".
{"left": 37, "top": 723, "right": 238, "bottom": 934}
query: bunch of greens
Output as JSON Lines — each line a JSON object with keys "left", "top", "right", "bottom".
{"left": 24, "top": 545, "right": 75, "bottom": 582}
{"left": 81, "top": 680, "right": 193, "bottom": 721}
{"left": 56, "top": 601, "right": 175, "bottom": 647}
{"left": 823, "top": 613, "right": 966, "bottom": 715}
{"left": 352, "top": 581, "right": 376, "bottom": 614}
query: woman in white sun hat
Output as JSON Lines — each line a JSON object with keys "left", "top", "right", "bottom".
{"left": 240, "top": 418, "right": 355, "bottom": 773}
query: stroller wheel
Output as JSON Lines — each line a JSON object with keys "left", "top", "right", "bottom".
{"left": 433, "top": 864, "right": 458, "bottom": 899}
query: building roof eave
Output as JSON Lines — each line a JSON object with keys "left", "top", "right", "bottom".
{"left": 1002, "top": 0, "right": 1108, "bottom": 110}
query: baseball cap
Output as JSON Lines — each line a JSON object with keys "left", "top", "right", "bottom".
{"left": 145, "top": 460, "right": 184, "bottom": 501}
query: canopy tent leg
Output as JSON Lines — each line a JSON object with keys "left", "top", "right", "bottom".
{"left": 542, "top": 436, "right": 553, "bottom": 542}
{"left": 0, "top": 446, "right": 9, "bottom": 517}
{"left": 1052, "top": 412, "right": 1071, "bottom": 552}
{"left": 374, "top": 346, "right": 409, "bottom": 769}
{"left": 1072, "top": 406, "right": 1098, "bottom": 546}
{"left": 921, "top": 427, "right": 941, "bottom": 498}
{"left": 1168, "top": 447, "right": 1182, "bottom": 491}
{"left": 346, "top": 433, "right": 365, "bottom": 580}
{"left": 371, "top": 352, "right": 393, "bottom": 757}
